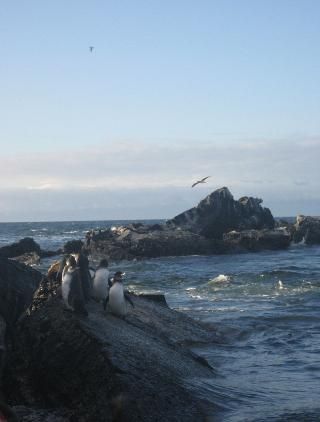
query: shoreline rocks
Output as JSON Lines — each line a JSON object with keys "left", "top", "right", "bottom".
{"left": 0, "top": 258, "right": 43, "bottom": 420}
{"left": 5, "top": 278, "right": 220, "bottom": 421}
{"left": 0, "top": 238, "right": 61, "bottom": 267}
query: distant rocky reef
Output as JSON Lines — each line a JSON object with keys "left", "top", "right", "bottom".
{"left": 84, "top": 187, "right": 296, "bottom": 261}
{"left": 2, "top": 188, "right": 320, "bottom": 267}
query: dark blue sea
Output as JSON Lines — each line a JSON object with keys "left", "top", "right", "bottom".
{"left": 1, "top": 220, "right": 320, "bottom": 421}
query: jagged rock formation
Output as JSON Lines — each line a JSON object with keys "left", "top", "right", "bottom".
{"left": 84, "top": 188, "right": 282, "bottom": 261}
{"left": 292, "top": 215, "right": 320, "bottom": 244}
{"left": 167, "top": 187, "right": 275, "bottom": 239}
{"left": 6, "top": 279, "right": 220, "bottom": 421}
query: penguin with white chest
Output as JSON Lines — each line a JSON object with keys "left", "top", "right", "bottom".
{"left": 92, "top": 259, "right": 111, "bottom": 302}
{"left": 103, "top": 271, "right": 134, "bottom": 316}
{"left": 61, "top": 256, "right": 88, "bottom": 316}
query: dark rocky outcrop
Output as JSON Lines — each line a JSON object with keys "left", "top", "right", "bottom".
{"left": 0, "top": 238, "right": 41, "bottom": 259}
{"left": 292, "top": 215, "right": 320, "bottom": 244}
{"left": 223, "top": 228, "right": 291, "bottom": 252}
{"left": 63, "top": 239, "right": 84, "bottom": 254}
{"left": 0, "top": 238, "right": 61, "bottom": 266}
{"left": 5, "top": 278, "right": 220, "bottom": 421}
{"left": 85, "top": 224, "right": 227, "bottom": 262}
{"left": 84, "top": 188, "right": 284, "bottom": 261}
{"left": 0, "top": 258, "right": 43, "bottom": 420}
{"left": 167, "top": 187, "right": 275, "bottom": 239}
{"left": 0, "top": 257, "right": 42, "bottom": 328}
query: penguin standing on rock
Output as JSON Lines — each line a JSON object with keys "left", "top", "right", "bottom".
{"left": 92, "top": 259, "right": 111, "bottom": 302}
{"left": 62, "top": 256, "right": 88, "bottom": 316}
{"left": 76, "top": 248, "right": 92, "bottom": 303}
{"left": 103, "top": 272, "right": 134, "bottom": 316}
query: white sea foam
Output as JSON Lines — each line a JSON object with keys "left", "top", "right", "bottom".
{"left": 208, "top": 274, "right": 233, "bottom": 285}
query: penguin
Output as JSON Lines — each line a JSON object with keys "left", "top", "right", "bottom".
{"left": 76, "top": 249, "right": 92, "bottom": 303}
{"left": 92, "top": 259, "right": 111, "bottom": 302}
{"left": 103, "top": 272, "right": 134, "bottom": 316}
{"left": 61, "top": 256, "right": 88, "bottom": 316}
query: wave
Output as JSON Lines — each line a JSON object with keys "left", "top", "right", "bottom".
{"left": 208, "top": 274, "right": 233, "bottom": 285}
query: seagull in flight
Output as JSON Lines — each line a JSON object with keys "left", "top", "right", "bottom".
{"left": 89, "top": 46, "right": 94, "bottom": 52}
{"left": 191, "top": 176, "right": 211, "bottom": 188}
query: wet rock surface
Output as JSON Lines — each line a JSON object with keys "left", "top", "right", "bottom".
{"left": 5, "top": 278, "right": 219, "bottom": 421}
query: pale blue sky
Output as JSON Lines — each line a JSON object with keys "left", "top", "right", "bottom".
{"left": 0, "top": 1, "right": 319, "bottom": 220}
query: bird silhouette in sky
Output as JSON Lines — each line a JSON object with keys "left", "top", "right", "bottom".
{"left": 191, "top": 176, "right": 211, "bottom": 188}
{"left": 89, "top": 46, "right": 94, "bottom": 52}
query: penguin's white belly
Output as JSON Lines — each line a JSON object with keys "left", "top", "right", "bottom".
{"left": 61, "top": 272, "right": 72, "bottom": 308}
{"left": 93, "top": 268, "right": 109, "bottom": 300}
{"left": 109, "top": 284, "right": 127, "bottom": 316}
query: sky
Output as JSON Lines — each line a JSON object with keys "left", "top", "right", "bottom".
{"left": 0, "top": 0, "right": 319, "bottom": 221}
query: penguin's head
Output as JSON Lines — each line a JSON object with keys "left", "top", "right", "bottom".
{"left": 113, "top": 271, "right": 124, "bottom": 282}
{"left": 67, "top": 255, "right": 77, "bottom": 268}
{"left": 99, "top": 258, "right": 109, "bottom": 268}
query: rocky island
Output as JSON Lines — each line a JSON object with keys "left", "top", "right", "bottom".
{"left": 83, "top": 187, "right": 303, "bottom": 262}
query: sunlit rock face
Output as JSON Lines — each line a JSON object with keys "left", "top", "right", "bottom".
{"left": 167, "top": 187, "right": 275, "bottom": 239}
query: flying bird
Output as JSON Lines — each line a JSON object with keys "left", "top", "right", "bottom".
{"left": 89, "top": 46, "right": 94, "bottom": 52}
{"left": 191, "top": 176, "right": 211, "bottom": 188}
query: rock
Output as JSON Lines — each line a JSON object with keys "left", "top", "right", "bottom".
{"left": 11, "top": 252, "right": 41, "bottom": 266}
{"left": 86, "top": 225, "right": 226, "bottom": 261}
{"left": 0, "top": 257, "right": 42, "bottom": 327}
{"left": 0, "top": 238, "right": 61, "bottom": 264}
{"left": 167, "top": 187, "right": 275, "bottom": 239}
{"left": 223, "top": 228, "right": 291, "bottom": 252}
{"left": 0, "top": 257, "right": 43, "bottom": 421}
{"left": 292, "top": 215, "right": 320, "bottom": 244}
{"left": 5, "top": 282, "right": 219, "bottom": 421}
{"left": 0, "top": 238, "right": 41, "bottom": 259}
{"left": 63, "top": 240, "right": 84, "bottom": 254}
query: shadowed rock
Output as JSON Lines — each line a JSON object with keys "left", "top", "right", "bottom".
{"left": 0, "top": 257, "right": 43, "bottom": 421}
{"left": 167, "top": 187, "right": 275, "bottom": 239}
{"left": 5, "top": 279, "right": 220, "bottom": 421}
{"left": 292, "top": 215, "right": 320, "bottom": 244}
{"left": 0, "top": 238, "right": 41, "bottom": 259}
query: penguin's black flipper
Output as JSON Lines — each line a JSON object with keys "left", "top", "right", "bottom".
{"left": 103, "top": 295, "right": 109, "bottom": 311}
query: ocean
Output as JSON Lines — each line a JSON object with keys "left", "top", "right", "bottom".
{"left": 1, "top": 220, "right": 320, "bottom": 421}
